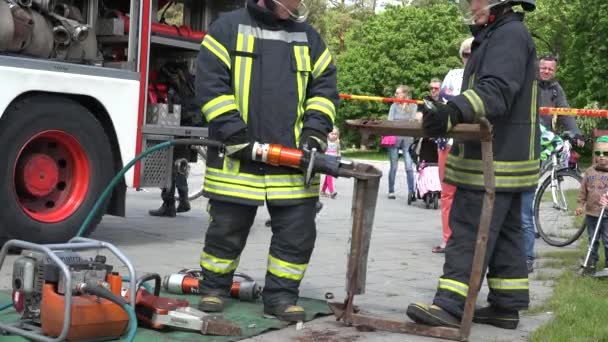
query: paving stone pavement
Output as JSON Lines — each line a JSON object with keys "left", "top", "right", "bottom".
{"left": 0, "top": 159, "right": 572, "bottom": 341}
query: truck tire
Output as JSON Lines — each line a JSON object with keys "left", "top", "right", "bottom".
{"left": 0, "top": 95, "right": 114, "bottom": 244}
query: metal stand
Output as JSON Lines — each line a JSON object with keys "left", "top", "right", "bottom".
{"left": 329, "top": 119, "right": 495, "bottom": 341}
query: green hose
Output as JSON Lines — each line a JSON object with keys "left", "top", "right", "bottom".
{"left": 76, "top": 140, "right": 173, "bottom": 238}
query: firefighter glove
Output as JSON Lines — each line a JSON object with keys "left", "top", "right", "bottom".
{"left": 224, "top": 128, "right": 252, "bottom": 161}
{"left": 422, "top": 101, "right": 462, "bottom": 137}
{"left": 300, "top": 128, "right": 327, "bottom": 152}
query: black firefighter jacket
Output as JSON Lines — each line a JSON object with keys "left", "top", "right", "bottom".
{"left": 446, "top": 12, "right": 541, "bottom": 192}
{"left": 195, "top": 0, "right": 339, "bottom": 206}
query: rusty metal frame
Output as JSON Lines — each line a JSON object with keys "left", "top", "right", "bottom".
{"left": 329, "top": 118, "right": 495, "bottom": 341}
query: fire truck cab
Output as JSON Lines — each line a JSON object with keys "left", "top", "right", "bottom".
{"left": 0, "top": 0, "right": 244, "bottom": 243}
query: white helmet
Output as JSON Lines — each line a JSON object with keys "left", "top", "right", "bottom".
{"left": 458, "top": 0, "right": 536, "bottom": 25}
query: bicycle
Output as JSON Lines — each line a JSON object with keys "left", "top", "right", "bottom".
{"left": 534, "top": 135, "right": 585, "bottom": 247}
{"left": 187, "top": 146, "right": 207, "bottom": 201}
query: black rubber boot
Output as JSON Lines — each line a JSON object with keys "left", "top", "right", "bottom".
{"left": 263, "top": 303, "right": 306, "bottom": 322}
{"left": 148, "top": 201, "right": 177, "bottom": 217}
{"left": 406, "top": 303, "right": 460, "bottom": 328}
{"left": 473, "top": 305, "right": 519, "bottom": 329}
{"left": 176, "top": 184, "right": 190, "bottom": 213}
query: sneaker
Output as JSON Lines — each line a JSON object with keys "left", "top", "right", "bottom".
{"left": 198, "top": 295, "right": 224, "bottom": 312}
{"left": 406, "top": 303, "right": 460, "bottom": 328}
{"left": 263, "top": 303, "right": 306, "bottom": 322}
{"left": 527, "top": 259, "right": 534, "bottom": 273}
{"left": 388, "top": 193, "right": 396, "bottom": 199}
{"left": 330, "top": 192, "right": 338, "bottom": 199}
{"left": 473, "top": 305, "right": 519, "bottom": 329}
{"left": 534, "top": 232, "right": 540, "bottom": 239}
{"left": 409, "top": 192, "right": 417, "bottom": 202}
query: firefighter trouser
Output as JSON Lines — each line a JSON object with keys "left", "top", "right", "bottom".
{"left": 199, "top": 199, "right": 317, "bottom": 306}
{"left": 160, "top": 160, "right": 188, "bottom": 203}
{"left": 433, "top": 188, "right": 529, "bottom": 318}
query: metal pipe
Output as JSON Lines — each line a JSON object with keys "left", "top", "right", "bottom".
{"left": 31, "top": 0, "right": 52, "bottom": 13}
{"left": 52, "top": 25, "right": 70, "bottom": 45}
{"left": 17, "top": 0, "right": 32, "bottom": 8}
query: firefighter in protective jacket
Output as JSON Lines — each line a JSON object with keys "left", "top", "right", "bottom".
{"left": 194, "top": 0, "right": 338, "bottom": 321}
{"left": 406, "top": 0, "right": 539, "bottom": 329}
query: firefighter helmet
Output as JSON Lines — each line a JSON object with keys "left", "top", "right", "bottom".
{"left": 459, "top": 0, "right": 535, "bottom": 25}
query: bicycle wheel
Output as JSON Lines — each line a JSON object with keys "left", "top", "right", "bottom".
{"left": 188, "top": 146, "right": 207, "bottom": 201}
{"left": 534, "top": 169, "right": 585, "bottom": 247}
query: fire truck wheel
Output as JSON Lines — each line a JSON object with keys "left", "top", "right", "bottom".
{"left": 0, "top": 95, "right": 114, "bottom": 244}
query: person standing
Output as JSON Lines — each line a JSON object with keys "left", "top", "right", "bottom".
{"left": 194, "top": 0, "right": 339, "bottom": 321}
{"left": 407, "top": 0, "right": 539, "bottom": 330}
{"left": 387, "top": 85, "right": 418, "bottom": 200}
{"left": 432, "top": 37, "right": 473, "bottom": 254}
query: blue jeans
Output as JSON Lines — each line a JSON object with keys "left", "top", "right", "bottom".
{"left": 388, "top": 139, "right": 414, "bottom": 194}
{"left": 521, "top": 190, "right": 535, "bottom": 261}
{"left": 585, "top": 215, "right": 608, "bottom": 266}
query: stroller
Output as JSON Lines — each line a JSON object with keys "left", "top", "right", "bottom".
{"left": 408, "top": 138, "right": 441, "bottom": 209}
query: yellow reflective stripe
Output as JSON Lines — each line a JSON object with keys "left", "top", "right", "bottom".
{"left": 203, "top": 179, "right": 265, "bottom": 200}
{"left": 444, "top": 167, "right": 539, "bottom": 188}
{"left": 206, "top": 168, "right": 265, "bottom": 187}
{"left": 234, "top": 33, "right": 244, "bottom": 115}
{"left": 530, "top": 80, "right": 538, "bottom": 160}
{"left": 446, "top": 155, "right": 540, "bottom": 173}
{"left": 266, "top": 184, "right": 320, "bottom": 200}
{"left": 488, "top": 278, "right": 529, "bottom": 290}
{"left": 242, "top": 34, "right": 254, "bottom": 123}
{"left": 202, "top": 95, "right": 237, "bottom": 121}
{"left": 462, "top": 89, "right": 486, "bottom": 120}
{"left": 267, "top": 254, "right": 307, "bottom": 281}
{"left": 305, "top": 97, "right": 336, "bottom": 123}
{"left": 293, "top": 45, "right": 310, "bottom": 147}
{"left": 265, "top": 174, "right": 315, "bottom": 187}
{"left": 201, "top": 35, "right": 231, "bottom": 69}
{"left": 438, "top": 278, "right": 469, "bottom": 297}
{"left": 200, "top": 251, "right": 239, "bottom": 274}
{"left": 312, "top": 48, "right": 331, "bottom": 79}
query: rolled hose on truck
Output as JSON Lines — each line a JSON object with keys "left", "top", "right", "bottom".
{"left": 0, "top": 138, "right": 222, "bottom": 342}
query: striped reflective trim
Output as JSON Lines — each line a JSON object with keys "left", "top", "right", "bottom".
{"left": 202, "top": 95, "right": 237, "bottom": 121}
{"left": 444, "top": 167, "right": 539, "bottom": 188}
{"left": 488, "top": 278, "right": 529, "bottom": 290}
{"left": 201, "top": 34, "right": 231, "bottom": 69}
{"left": 238, "top": 24, "right": 307, "bottom": 43}
{"left": 265, "top": 173, "right": 314, "bottom": 187}
{"left": 305, "top": 97, "right": 336, "bottom": 123}
{"left": 293, "top": 45, "right": 310, "bottom": 146}
{"left": 462, "top": 89, "right": 486, "bottom": 120}
{"left": 312, "top": 48, "right": 331, "bottom": 79}
{"left": 446, "top": 155, "right": 540, "bottom": 173}
{"left": 234, "top": 32, "right": 255, "bottom": 123}
{"left": 529, "top": 80, "right": 538, "bottom": 160}
{"left": 206, "top": 168, "right": 265, "bottom": 187}
{"left": 203, "top": 179, "right": 266, "bottom": 200}
{"left": 200, "top": 251, "right": 239, "bottom": 274}
{"left": 267, "top": 254, "right": 307, "bottom": 281}
{"left": 438, "top": 278, "right": 469, "bottom": 297}
{"left": 266, "top": 181, "right": 320, "bottom": 200}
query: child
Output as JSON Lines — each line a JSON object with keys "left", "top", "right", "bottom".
{"left": 576, "top": 135, "right": 608, "bottom": 272}
{"left": 321, "top": 128, "right": 340, "bottom": 199}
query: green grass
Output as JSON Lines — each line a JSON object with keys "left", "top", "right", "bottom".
{"left": 341, "top": 149, "right": 388, "bottom": 161}
{"left": 529, "top": 241, "right": 608, "bottom": 342}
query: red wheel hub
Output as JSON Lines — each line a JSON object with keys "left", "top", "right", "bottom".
{"left": 13, "top": 131, "right": 90, "bottom": 223}
{"left": 22, "top": 154, "right": 59, "bottom": 197}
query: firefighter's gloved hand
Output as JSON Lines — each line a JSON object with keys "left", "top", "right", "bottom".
{"left": 422, "top": 102, "right": 462, "bottom": 137}
{"left": 224, "top": 128, "right": 252, "bottom": 161}
{"left": 300, "top": 128, "right": 327, "bottom": 152}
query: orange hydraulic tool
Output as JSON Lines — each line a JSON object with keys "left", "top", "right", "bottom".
{"left": 248, "top": 142, "right": 376, "bottom": 186}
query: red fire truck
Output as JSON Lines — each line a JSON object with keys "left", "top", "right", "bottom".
{"left": 0, "top": 0, "right": 244, "bottom": 244}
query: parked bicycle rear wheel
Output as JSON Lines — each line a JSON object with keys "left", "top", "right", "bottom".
{"left": 187, "top": 146, "right": 207, "bottom": 201}
{"left": 534, "top": 169, "right": 585, "bottom": 247}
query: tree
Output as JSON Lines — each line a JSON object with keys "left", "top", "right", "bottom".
{"left": 336, "top": 4, "right": 468, "bottom": 145}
